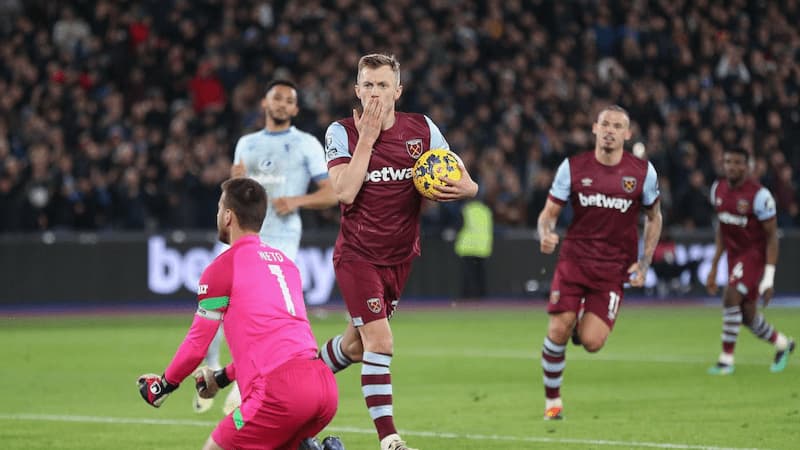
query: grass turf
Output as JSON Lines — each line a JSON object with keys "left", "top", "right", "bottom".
{"left": 1, "top": 303, "right": 798, "bottom": 449}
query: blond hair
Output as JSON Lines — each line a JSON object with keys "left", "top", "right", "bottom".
{"left": 357, "top": 53, "right": 401, "bottom": 86}
{"left": 597, "top": 104, "right": 631, "bottom": 127}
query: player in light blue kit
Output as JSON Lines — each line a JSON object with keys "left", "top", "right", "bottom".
{"left": 196, "top": 79, "right": 337, "bottom": 414}
{"left": 231, "top": 80, "right": 337, "bottom": 262}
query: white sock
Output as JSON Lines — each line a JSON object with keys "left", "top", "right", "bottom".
{"left": 718, "top": 352, "right": 734, "bottom": 366}
{"left": 545, "top": 397, "right": 563, "bottom": 410}
{"left": 380, "top": 433, "right": 401, "bottom": 450}
{"left": 775, "top": 333, "right": 788, "bottom": 350}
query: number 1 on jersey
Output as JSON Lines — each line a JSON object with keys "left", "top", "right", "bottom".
{"left": 268, "top": 264, "right": 296, "bottom": 316}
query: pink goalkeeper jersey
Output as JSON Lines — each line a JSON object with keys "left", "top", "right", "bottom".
{"left": 164, "top": 235, "right": 318, "bottom": 396}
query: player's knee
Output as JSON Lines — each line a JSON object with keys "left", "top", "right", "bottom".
{"left": 547, "top": 321, "right": 573, "bottom": 344}
{"left": 582, "top": 336, "right": 607, "bottom": 353}
{"left": 364, "top": 337, "right": 393, "bottom": 355}
{"left": 342, "top": 339, "right": 364, "bottom": 362}
{"left": 357, "top": 320, "right": 394, "bottom": 354}
{"left": 722, "top": 289, "right": 744, "bottom": 307}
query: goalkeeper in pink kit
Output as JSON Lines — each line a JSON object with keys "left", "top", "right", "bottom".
{"left": 137, "top": 178, "right": 340, "bottom": 450}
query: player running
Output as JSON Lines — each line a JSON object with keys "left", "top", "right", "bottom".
{"left": 536, "top": 105, "right": 662, "bottom": 420}
{"left": 706, "top": 146, "right": 795, "bottom": 375}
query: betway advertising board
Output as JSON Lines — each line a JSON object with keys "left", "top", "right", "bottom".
{"left": 1, "top": 230, "right": 799, "bottom": 305}
{"left": 147, "top": 236, "right": 335, "bottom": 305}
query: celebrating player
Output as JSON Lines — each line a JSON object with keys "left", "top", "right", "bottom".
{"left": 536, "top": 105, "right": 662, "bottom": 420}
{"left": 199, "top": 79, "right": 337, "bottom": 414}
{"left": 317, "top": 53, "right": 478, "bottom": 450}
{"left": 137, "top": 178, "right": 338, "bottom": 450}
{"left": 706, "top": 146, "right": 795, "bottom": 375}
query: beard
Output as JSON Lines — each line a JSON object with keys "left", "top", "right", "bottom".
{"left": 270, "top": 115, "right": 291, "bottom": 127}
{"left": 726, "top": 173, "right": 744, "bottom": 186}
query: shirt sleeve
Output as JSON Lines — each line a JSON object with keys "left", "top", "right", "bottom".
{"left": 163, "top": 254, "right": 233, "bottom": 384}
{"left": 709, "top": 180, "right": 719, "bottom": 206}
{"left": 163, "top": 316, "right": 220, "bottom": 384}
{"left": 425, "top": 115, "right": 450, "bottom": 151}
{"left": 753, "top": 187, "right": 777, "bottom": 221}
{"left": 324, "top": 122, "right": 351, "bottom": 164}
{"left": 642, "top": 161, "right": 660, "bottom": 207}
{"left": 233, "top": 136, "right": 246, "bottom": 164}
{"left": 304, "top": 133, "right": 330, "bottom": 183}
{"left": 548, "top": 158, "right": 571, "bottom": 202}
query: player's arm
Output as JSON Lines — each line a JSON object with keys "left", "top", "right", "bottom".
{"left": 195, "top": 363, "right": 236, "bottom": 399}
{"left": 301, "top": 177, "right": 338, "bottom": 208}
{"left": 137, "top": 316, "right": 220, "bottom": 408}
{"left": 629, "top": 199, "right": 663, "bottom": 287}
{"left": 754, "top": 187, "right": 778, "bottom": 305}
{"left": 759, "top": 217, "right": 778, "bottom": 306}
{"left": 629, "top": 162, "right": 662, "bottom": 287}
{"left": 328, "top": 98, "right": 384, "bottom": 205}
{"left": 137, "top": 260, "right": 231, "bottom": 408}
{"left": 706, "top": 224, "right": 724, "bottom": 295}
{"left": 273, "top": 178, "right": 338, "bottom": 215}
{"left": 537, "top": 198, "right": 563, "bottom": 254}
{"left": 705, "top": 180, "right": 723, "bottom": 294}
{"left": 538, "top": 159, "right": 571, "bottom": 254}
{"left": 273, "top": 137, "right": 339, "bottom": 214}
{"left": 424, "top": 116, "right": 478, "bottom": 201}
{"left": 431, "top": 158, "right": 479, "bottom": 201}
{"left": 231, "top": 136, "right": 247, "bottom": 177}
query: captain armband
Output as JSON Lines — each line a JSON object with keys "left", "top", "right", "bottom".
{"left": 196, "top": 306, "right": 223, "bottom": 321}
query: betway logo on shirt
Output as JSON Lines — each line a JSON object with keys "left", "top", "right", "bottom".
{"left": 252, "top": 174, "right": 287, "bottom": 185}
{"left": 364, "top": 167, "right": 413, "bottom": 182}
{"left": 578, "top": 192, "right": 633, "bottom": 213}
{"left": 718, "top": 211, "right": 748, "bottom": 227}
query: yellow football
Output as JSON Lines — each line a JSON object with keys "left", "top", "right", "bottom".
{"left": 412, "top": 148, "right": 462, "bottom": 200}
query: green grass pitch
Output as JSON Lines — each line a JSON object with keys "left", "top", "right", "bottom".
{"left": 1, "top": 303, "right": 798, "bottom": 449}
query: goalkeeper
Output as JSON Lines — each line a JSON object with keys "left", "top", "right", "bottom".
{"left": 137, "top": 178, "right": 339, "bottom": 450}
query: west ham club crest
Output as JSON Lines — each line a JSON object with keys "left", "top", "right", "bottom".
{"left": 406, "top": 138, "right": 423, "bottom": 159}
{"left": 366, "top": 297, "right": 382, "bottom": 314}
{"left": 737, "top": 199, "right": 750, "bottom": 214}
{"left": 621, "top": 176, "right": 637, "bottom": 193}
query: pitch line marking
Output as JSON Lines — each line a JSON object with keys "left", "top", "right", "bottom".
{"left": 0, "top": 413, "right": 768, "bottom": 450}
{"left": 406, "top": 349, "right": 775, "bottom": 365}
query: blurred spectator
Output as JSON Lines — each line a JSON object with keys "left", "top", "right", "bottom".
{"left": 650, "top": 231, "right": 701, "bottom": 298}
{"left": 674, "top": 169, "right": 715, "bottom": 229}
{"left": 0, "top": 0, "right": 21, "bottom": 34}
{"left": 771, "top": 163, "right": 799, "bottom": 227}
{"left": 189, "top": 60, "right": 226, "bottom": 114}
{"left": 52, "top": 6, "right": 90, "bottom": 55}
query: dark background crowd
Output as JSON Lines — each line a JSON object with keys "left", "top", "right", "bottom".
{"left": 1, "top": 0, "right": 799, "bottom": 233}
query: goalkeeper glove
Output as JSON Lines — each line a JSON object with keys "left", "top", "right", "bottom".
{"left": 137, "top": 373, "right": 178, "bottom": 408}
{"left": 194, "top": 367, "right": 233, "bottom": 399}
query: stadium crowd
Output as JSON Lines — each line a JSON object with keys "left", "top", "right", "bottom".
{"left": 1, "top": 0, "right": 799, "bottom": 233}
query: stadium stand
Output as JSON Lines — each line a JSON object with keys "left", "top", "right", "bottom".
{"left": 1, "top": 0, "right": 798, "bottom": 232}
